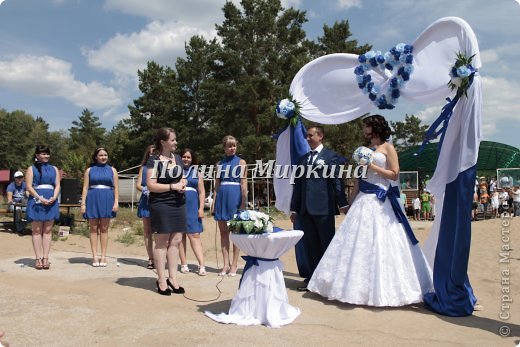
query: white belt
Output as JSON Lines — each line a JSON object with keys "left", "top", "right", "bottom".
{"left": 90, "top": 185, "right": 113, "bottom": 189}
{"left": 221, "top": 182, "right": 240, "bottom": 186}
{"left": 185, "top": 187, "right": 197, "bottom": 192}
{"left": 35, "top": 184, "right": 54, "bottom": 190}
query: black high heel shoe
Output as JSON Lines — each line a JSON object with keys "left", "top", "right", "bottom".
{"left": 166, "top": 279, "right": 185, "bottom": 294}
{"left": 156, "top": 280, "right": 172, "bottom": 296}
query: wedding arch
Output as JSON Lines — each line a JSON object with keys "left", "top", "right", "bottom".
{"left": 273, "top": 17, "right": 482, "bottom": 317}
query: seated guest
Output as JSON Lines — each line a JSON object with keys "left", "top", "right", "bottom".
{"left": 7, "top": 171, "right": 28, "bottom": 211}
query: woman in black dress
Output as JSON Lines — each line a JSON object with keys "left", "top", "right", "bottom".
{"left": 146, "top": 128, "right": 187, "bottom": 295}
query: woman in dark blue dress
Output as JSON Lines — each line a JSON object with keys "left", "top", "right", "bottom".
{"left": 136, "top": 145, "right": 155, "bottom": 269}
{"left": 81, "top": 147, "right": 119, "bottom": 267}
{"left": 212, "top": 135, "right": 247, "bottom": 276}
{"left": 26, "top": 145, "right": 60, "bottom": 270}
{"left": 178, "top": 148, "right": 206, "bottom": 276}
{"left": 146, "top": 127, "right": 187, "bottom": 295}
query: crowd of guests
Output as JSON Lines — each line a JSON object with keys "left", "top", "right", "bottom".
{"left": 472, "top": 176, "right": 520, "bottom": 220}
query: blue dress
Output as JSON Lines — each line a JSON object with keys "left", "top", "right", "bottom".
{"left": 137, "top": 166, "right": 150, "bottom": 218}
{"left": 184, "top": 166, "right": 203, "bottom": 233}
{"left": 214, "top": 155, "right": 242, "bottom": 221}
{"left": 26, "top": 163, "right": 60, "bottom": 222}
{"left": 83, "top": 163, "right": 116, "bottom": 219}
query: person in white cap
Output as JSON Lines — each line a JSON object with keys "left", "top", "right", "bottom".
{"left": 7, "top": 171, "right": 27, "bottom": 211}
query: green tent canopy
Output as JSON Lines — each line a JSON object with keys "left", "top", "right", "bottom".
{"left": 399, "top": 140, "right": 520, "bottom": 177}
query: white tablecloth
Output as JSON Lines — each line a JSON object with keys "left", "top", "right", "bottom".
{"left": 205, "top": 229, "right": 304, "bottom": 328}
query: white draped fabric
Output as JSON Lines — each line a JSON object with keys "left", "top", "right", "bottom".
{"left": 276, "top": 18, "right": 482, "bottom": 268}
{"left": 273, "top": 126, "right": 293, "bottom": 214}
{"left": 205, "top": 230, "right": 304, "bottom": 328}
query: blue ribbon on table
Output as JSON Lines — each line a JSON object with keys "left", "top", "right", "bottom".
{"left": 239, "top": 255, "right": 279, "bottom": 288}
{"left": 359, "top": 180, "right": 418, "bottom": 245}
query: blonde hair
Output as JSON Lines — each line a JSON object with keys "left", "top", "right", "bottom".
{"left": 222, "top": 135, "right": 237, "bottom": 147}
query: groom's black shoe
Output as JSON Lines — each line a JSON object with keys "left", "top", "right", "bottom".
{"left": 297, "top": 286, "right": 309, "bottom": 292}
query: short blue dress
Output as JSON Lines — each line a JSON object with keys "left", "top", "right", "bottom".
{"left": 26, "top": 163, "right": 60, "bottom": 222}
{"left": 137, "top": 166, "right": 150, "bottom": 218}
{"left": 184, "top": 166, "right": 203, "bottom": 233}
{"left": 214, "top": 155, "right": 242, "bottom": 221}
{"left": 83, "top": 163, "right": 116, "bottom": 219}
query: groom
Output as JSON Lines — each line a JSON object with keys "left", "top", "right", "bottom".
{"left": 290, "top": 125, "right": 349, "bottom": 291}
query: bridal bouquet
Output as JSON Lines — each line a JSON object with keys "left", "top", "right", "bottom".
{"left": 228, "top": 210, "right": 274, "bottom": 235}
{"left": 352, "top": 146, "right": 374, "bottom": 165}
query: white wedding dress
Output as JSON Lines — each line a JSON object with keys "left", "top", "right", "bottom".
{"left": 307, "top": 152, "right": 434, "bottom": 306}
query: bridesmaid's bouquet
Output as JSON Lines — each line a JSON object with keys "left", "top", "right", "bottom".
{"left": 228, "top": 210, "right": 274, "bottom": 234}
{"left": 352, "top": 146, "right": 374, "bottom": 165}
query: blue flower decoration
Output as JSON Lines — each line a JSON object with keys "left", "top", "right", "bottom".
{"left": 239, "top": 210, "right": 250, "bottom": 221}
{"left": 354, "top": 43, "right": 414, "bottom": 109}
{"left": 275, "top": 99, "right": 295, "bottom": 119}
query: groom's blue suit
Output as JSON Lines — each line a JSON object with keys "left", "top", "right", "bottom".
{"left": 291, "top": 146, "right": 348, "bottom": 279}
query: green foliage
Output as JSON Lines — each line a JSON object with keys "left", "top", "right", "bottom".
{"left": 115, "top": 230, "right": 137, "bottom": 246}
{"left": 69, "top": 109, "right": 106, "bottom": 159}
{"left": 0, "top": 0, "right": 374, "bottom": 173}
{"left": 390, "top": 114, "right": 429, "bottom": 153}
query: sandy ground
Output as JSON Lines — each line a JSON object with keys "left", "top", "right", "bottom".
{"left": 0, "top": 212, "right": 519, "bottom": 347}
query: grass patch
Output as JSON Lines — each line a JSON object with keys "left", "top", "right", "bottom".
{"left": 115, "top": 230, "right": 136, "bottom": 246}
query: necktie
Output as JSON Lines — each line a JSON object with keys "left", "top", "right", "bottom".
{"left": 308, "top": 150, "right": 317, "bottom": 164}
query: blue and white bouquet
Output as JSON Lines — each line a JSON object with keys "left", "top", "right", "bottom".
{"left": 275, "top": 98, "right": 301, "bottom": 126}
{"left": 228, "top": 210, "right": 274, "bottom": 234}
{"left": 448, "top": 51, "right": 476, "bottom": 97}
{"left": 352, "top": 146, "right": 374, "bottom": 165}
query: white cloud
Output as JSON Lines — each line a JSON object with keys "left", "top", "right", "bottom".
{"left": 336, "top": 0, "right": 362, "bottom": 10}
{"left": 281, "top": 0, "right": 302, "bottom": 8}
{"left": 103, "top": 0, "right": 237, "bottom": 27}
{"left": 414, "top": 76, "right": 519, "bottom": 141}
{"left": 83, "top": 20, "right": 216, "bottom": 78}
{"left": 0, "top": 55, "right": 122, "bottom": 109}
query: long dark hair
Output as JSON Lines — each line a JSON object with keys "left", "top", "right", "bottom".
{"left": 153, "top": 127, "right": 176, "bottom": 154}
{"left": 140, "top": 145, "right": 155, "bottom": 166}
{"left": 89, "top": 147, "right": 109, "bottom": 167}
{"left": 33, "top": 145, "right": 51, "bottom": 182}
{"left": 362, "top": 114, "right": 392, "bottom": 142}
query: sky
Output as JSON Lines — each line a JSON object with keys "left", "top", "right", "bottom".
{"left": 0, "top": 0, "right": 519, "bottom": 149}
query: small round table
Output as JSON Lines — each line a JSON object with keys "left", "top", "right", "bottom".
{"left": 205, "top": 229, "right": 304, "bottom": 328}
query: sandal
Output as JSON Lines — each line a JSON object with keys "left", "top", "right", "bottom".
{"left": 180, "top": 264, "right": 189, "bottom": 273}
{"left": 42, "top": 258, "right": 50, "bottom": 270}
{"left": 35, "top": 258, "right": 43, "bottom": 270}
{"left": 198, "top": 266, "right": 207, "bottom": 276}
{"left": 147, "top": 259, "right": 154, "bottom": 270}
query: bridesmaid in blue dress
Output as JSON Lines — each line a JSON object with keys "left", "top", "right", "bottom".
{"left": 212, "top": 135, "right": 247, "bottom": 276}
{"left": 81, "top": 147, "right": 119, "bottom": 267}
{"left": 178, "top": 148, "right": 206, "bottom": 276}
{"left": 25, "top": 145, "right": 61, "bottom": 270}
{"left": 136, "top": 145, "right": 155, "bottom": 269}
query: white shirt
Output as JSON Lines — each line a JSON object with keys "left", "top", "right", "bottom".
{"left": 413, "top": 198, "right": 421, "bottom": 210}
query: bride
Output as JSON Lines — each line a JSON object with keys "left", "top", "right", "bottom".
{"left": 307, "top": 114, "right": 434, "bottom": 306}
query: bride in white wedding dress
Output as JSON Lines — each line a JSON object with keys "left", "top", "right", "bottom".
{"left": 307, "top": 115, "right": 434, "bottom": 306}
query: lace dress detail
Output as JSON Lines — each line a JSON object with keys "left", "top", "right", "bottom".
{"left": 307, "top": 152, "right": 434, "bottom": 306}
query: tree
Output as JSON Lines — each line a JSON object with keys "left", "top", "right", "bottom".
{"left": 0, "top": 109, "right": 37, "bottom": 169}
{"left": 316, "top": 20, "right": 371, "bottom": 56}
{"left": 124, "top": 61, "right": 181, "bottom": 165}
{"left": 390, "top": 114, "right": 429, "bottom": 152}
{"left": 69, "top": 109, "right": 106, "bottom": 158}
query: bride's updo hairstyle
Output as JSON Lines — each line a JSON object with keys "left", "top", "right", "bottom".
{"left": 362, "top": 114, "right": 392, "bottom": 142}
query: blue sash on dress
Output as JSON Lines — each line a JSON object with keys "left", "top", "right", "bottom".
{"left": 359, "top": 180, "right": 418, "bottom": 245}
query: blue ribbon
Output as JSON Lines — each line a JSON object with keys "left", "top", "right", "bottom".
{"left": 415, "top": 72, "right": 476, "bottom": 156}
{"left": 239, "top": 255, "right": 279, "bottom": 288}
{"left": 359, "top": 180, "right": 418, "bottom": 245}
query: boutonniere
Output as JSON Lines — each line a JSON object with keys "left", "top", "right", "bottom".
{"left": 315, "top": 159, "right": 325, "bottom": 168}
